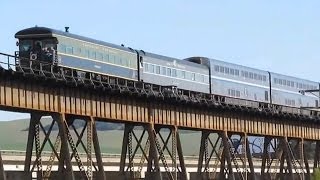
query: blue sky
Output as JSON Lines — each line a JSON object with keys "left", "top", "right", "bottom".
{"left": 0, "top": 1, "right": 319, "bottom": 121}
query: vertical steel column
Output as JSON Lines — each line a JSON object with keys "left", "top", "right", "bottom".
{"left": 219, "top": 149, "right": 226, "bottom": 180}
{"left": 176, "top": 131, "right": 187, "bottom": 180}
{"left": 54, "top": 114, "right": 74, "bottom": 180}
{"left": 283, "top": 137, "right": 294, "bottom": 180}
{"left": 128, "top": 127, "right": 134, "bottom": 178}
{"left": 197, "top": 130, "right": 209, "bottom": 177}
{"left": 58, "top": 138, "right": 66, "bottom": 176}
{"left": 146, "top": 123, "right": 161, "bottom": 180}
{"left": 246, "top": 136, "right": 255, "bottom": 180}
{"left": 278, "top": 152, "right": 285, "bottom": 180}
{"left": 221, "top": 131, "right": 235, "bottom": 180}
{"left": 92, "top": 119, "right": 106, "bottom": 180}
{"left": 261, "top": 136, "right": 272, "bottom": 179}
{"left": 153, "top": 126, "right": 175, "bottom": 180}
{"left": 172, "top": 127, "right": 177, "bottom": 180}
{"left": 24, "top": 113, "right": 41, "bottom": 172}
{"left": 303, "top": 141, "right": 311, "bottom": 180}
{"left": 298, "top": 139, "right": 305, "bottom": 180}
{"left": 314, "top": 141, "right": 320, "bottom": 169}
{"left": 24, "top": 113, "right": 44, "bottom": 179}
{"left": 34, "top": 119, "right": 43, "bottom": 180}
{"left": 119, "top": 124, "right": 151, "bottom": 179}
{"left": 64, "top": 116, "right": 90, "bottom": 178}
{"left": 120, "top": 124, "right": 132, "bottom": 172}
{"left": 0, "top": 151, "right": 5, "bottom": 180}
{"left": 87, "top": 117, "right": 93, "bottom": 180}
{"left": 273, "top": 138, "right": 284, "bottom": 180}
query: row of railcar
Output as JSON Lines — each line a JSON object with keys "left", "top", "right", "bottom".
{"left": 14, "top": 27, "right": 319, "bottom": 109}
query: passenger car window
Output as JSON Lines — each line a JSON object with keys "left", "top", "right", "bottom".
{"left": 90, "top": 51, "right": 96, "bottom": 59}
{"left": 172, "top": 69, "right": 177, "bottom": 77}
{"left": 181, "top": 71, "right": 186, "bottom": 79}
{"left": 123, "top": 58, "right": 129, "bottom": 67}
{"left": 161, "top": 67, "right": 166, "bottom": 75}
{"left": 235, "top": 90, "right": 240, "bottom": 97}
{"left": 167, "top": 68, "right": 171, "bottom": 76}
{"left": 191, "top": 73, "right": 195, "bottom": 81}
{"left": 225, "top": 67, "right": 229, "bottom": 74}
{"left": 230, "top": 69, "right": 234, "bottom": 75}
{"left": 249, "top": 72, "right": 253, "bottom": 79}
{"left": 96, "top": 52, "right": 103, "bottom": 60}
{"left": 244, "top": 72, "right": 248, "bottom": 78}
{"left": 58, "top": 44, "right": 66, "bottom": 53}
{"left": 144, "top": 63, "right": 149, "bottom": 72}
{"left": 219, "top": 66, "right": 224, "bottom": 73}
{"left": 214, "top": 65, "right": 219, "bottom": 72}
{"left": 74, "top": 47, "right": 81, "bottom": 55}
{"left": 66, "top": 46, "right": 73, "bottom": 54}
{"left": 103, "top": 54, "right": 109, "bottom": 62}
{"left": 156, "top": 66, "right": 160, "bottom": 74}
{"left": 235, "top": 70, "right": 239, "bottom": 76}
{"left": 109, "top": 54, "right": 115, "bottom": 64}
{"left": 200, "top": 74, "right": 204, "bottom": 82}
{"left": 265, "top": 91, "right": 268, "bottom": 101}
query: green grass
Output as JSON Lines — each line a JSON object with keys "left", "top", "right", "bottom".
{"left": 0, "top": 119, "right": 214, "bottom": 156}
{"left": 0, "top": 119, "right": 30, "bottom": 150}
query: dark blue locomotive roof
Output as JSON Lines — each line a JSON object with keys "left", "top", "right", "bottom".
{"left": 15, "top": 27, "right": 132, "bottom": 53}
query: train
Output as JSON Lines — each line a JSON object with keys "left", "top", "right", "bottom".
{"left": 14, "top": 26, "right": 319, "bottom": 109}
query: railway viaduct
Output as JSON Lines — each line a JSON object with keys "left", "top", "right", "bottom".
{"left": 0, "top": 52, "right": 319, "bottom": 180}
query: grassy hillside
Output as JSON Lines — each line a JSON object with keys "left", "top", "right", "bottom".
{"left": 0, "top": 119, "right": 210, "bottom": 156}
{"left": 0, "top": 119, "right": 30, "bottom": 150}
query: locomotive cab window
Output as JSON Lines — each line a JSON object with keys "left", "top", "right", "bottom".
{"left": 19, "top": 38, "right": 57, "bottom": 62}
{"left": 19, "top": 40, "right": 33, "bottom": 52}
{"left": 18, "top": 39, "right": 33, "bottom": 59}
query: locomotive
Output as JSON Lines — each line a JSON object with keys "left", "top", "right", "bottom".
{"left": 14, "top": 26, "right": 319, "bottom": 109}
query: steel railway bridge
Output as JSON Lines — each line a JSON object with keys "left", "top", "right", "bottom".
{"left": 0, "top": 52, "right": 319, "bottom": 180}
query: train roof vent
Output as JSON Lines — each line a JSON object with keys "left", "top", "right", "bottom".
{"left": 183, "top": 57, "right": 210, "bottom": 67}
{"left": 65, "top": 27, "right": 69, "bottom": 33}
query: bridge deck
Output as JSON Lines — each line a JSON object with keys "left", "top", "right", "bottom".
{"left": 0, "top": 69, "right": 319, "bottom": 140}
{"left": 0, "top": 53, "right": 319, "bottom": 179}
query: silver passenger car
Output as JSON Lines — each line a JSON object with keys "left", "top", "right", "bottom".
{"left": 210, "top": 59, "right": 270, "bottom": 103}
{"left": 270, "top": 72, "right": 319, "bottom": 108}
{"left": 142, "top": 53, "right": 210, "bottom": 93}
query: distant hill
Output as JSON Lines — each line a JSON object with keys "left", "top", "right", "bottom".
{"left": 0, "top": 118, "right": 315, "bottom": 159}
{"left": 22, "top": 117, "right": 124, "bottom": 132}
{"left": 0, "top": 118, "right": 202, "bottom": 156}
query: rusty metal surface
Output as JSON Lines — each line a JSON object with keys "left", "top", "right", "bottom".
{"left": 0, "top": 151, "right": 5, "bottom": 180}
{"left": 0, "top": 73, "right": 320, "bottom": 140}
{"left": 0, "top": 54, "right": 318, "bottom": 180}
